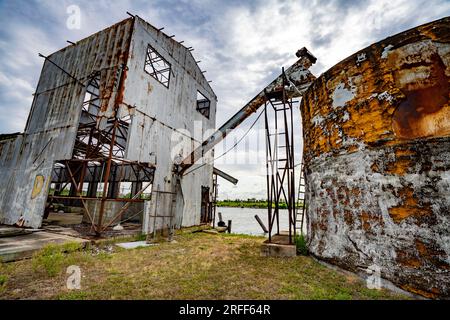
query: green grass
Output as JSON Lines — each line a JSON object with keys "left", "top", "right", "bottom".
{"left": 295, "top": 233, "right": 308, "bottom": 256}
{"left": 32, "top": 242, "right": 87, "bottom": 277}
{"left": 0, "top": 232, "right": 409, "bottom": 300}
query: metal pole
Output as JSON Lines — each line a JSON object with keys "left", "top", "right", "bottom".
{"left": 255, "top": 215, "right": 268, "bottom": 233}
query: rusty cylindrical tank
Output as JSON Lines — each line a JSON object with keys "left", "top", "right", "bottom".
{"left": 300, "top": 16, "right": 450, "bottom": 298}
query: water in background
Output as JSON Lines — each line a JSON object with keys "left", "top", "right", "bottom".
{"left": 216, "top": 207, "right": 306, "bottom": 236}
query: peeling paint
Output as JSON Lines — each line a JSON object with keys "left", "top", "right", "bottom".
{"left": 381, "top": 44, "right": 394, "bottom": 59}
{"left": 300, "top": 17, "right": 450, "bottom": 299}
{"left": 331, "top": 82, "right": 356, "bottom": 108}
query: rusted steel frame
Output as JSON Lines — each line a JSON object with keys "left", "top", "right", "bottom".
{"left": 274, "top": 101, "right": 280, "bottom": 235}
{"left": 85, "top": 126, "right": 95, "bottom": 159}
{"left": 87, "top": 125, "right": 115, "bottom": 158}
{"left": 97, "top": 120, "right": 118, "bottom": 234}
{"left": 100, "top": 181, "right": 152, "bottom": 231}
{"left": 65, "top": 161, "right": 97, "bottom": 232}
{"left": 77, "top": 161, "right": 88, "bottom": 194}
{"left": 280, "top": 74, "right": 294, "bottom": 244}
{"left": 64, "top": 156, "right": 155, "bottom": 167}
{"left": 280, "top": 74, "right": 292, "bottom": 243}
{"left": 178, "top": 50, "right": 316, "bottom": 175}
{"left": 50, "top": 195, "right": 144, "bottom": 203}
{"left": 95, "top": 125, "right": 115, "bottom": 154}
{"left": 56, "top": 182, "right": 71, "bottom": 195}
{"left": 264, "top": 80, "right": 296, "bottom": 242}
{"left": 62, "top": 161, "right": 84, "bottom": 190}
{"left": 97, "top": 60, "right": 129, "bottom": 234}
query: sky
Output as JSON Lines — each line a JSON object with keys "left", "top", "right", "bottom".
{"left": 0, "top": 0, "right": 449, "bottom": 200}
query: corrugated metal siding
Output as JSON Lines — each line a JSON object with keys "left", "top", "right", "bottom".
{"left": 123, "top": 17, "right": 216, "bottom": 231}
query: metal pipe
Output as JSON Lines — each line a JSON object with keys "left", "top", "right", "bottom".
{"left": 255, "top": 214, "right": 268, "bottom": 233}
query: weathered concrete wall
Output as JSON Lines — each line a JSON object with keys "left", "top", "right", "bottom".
{"left": 300, "top": 17, "right": 450, "bottom": 298}
{"left": 123, "top": 17, "right": 216, "bottom": 233}
{"left": 0, "top": 18, "right": 134, "bottom": 228}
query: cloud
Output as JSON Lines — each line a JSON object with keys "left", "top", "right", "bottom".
{"left": 0, "top": 0, "right": 449, "bottom": 199}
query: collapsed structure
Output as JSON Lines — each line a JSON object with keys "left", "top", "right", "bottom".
{"left": 0, "top": 16, "right": 219, "bottom": 234}
{"left": 301, "top": 17, "right": 450, "bottom": 298}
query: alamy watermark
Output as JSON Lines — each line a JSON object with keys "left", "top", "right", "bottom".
{"left": 365, "top": 264, "right": 381, "bottom": 290}
{"left": 66, "top": 5, "right": 81, "bottom": 30}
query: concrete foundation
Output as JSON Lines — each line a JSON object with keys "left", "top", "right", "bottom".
{"left": 0, "top": 226, "right": 88, "bottom": 262}
{"left": 260, "top": 233, "right": 297, "bottom": 257}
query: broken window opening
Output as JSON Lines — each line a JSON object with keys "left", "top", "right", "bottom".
{"left": 73, "top": 73, "right": 132, "bottom": 160}
{"left": 82, "top": 73, "right": 101, "bottom": 120}
{"left": 196, "top": 91, "right": 210, "bottom": 119}
{"left": 144, "top": 44, "right": 171, "bottom": 88}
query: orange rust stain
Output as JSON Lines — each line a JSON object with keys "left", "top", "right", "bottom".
{"left": 385, "top": 156, "right": 413, "bottom": 175}
{"left": 343, "top": 209, "right": 354, "bottom": 225}
{"left": 394, "top": 148, "right": 415, "bottom": 157}
{"left": 415, "top": 239, "right": 450, "bottom": 270}
{"left": 360, "top": 211, "right": 371, "bottom": 231}
{"left": 396, "top": 250, "right": 422, "bottom": 268}
{"left": 391, "top": 51, "right": 450, "bottom": 139}
{"left": 301, "top": 30, "right": 450, "bottom": 167}
{"left": 388, "top": 187, "right": 432, "bottom": 223}
{"left": 418, "top": 25, "right": 441, "bottom": 41}
{"left": 370, "top": 162, "right": 380, "bottom": 173}
{"left": 415, "top": 239, "right": 428, "bottom": 256}
{"left": 399, "top": 284, "right": 439, "bottom": 299}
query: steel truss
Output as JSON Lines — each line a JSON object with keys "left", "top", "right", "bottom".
{"left": 264, "top": 69, "right": 297, "bottom": 244}
{"left": 46, "top": 64, "right": 155, "bottom": 236}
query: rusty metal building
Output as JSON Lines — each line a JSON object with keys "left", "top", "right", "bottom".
{"left": 300, "top": 17, "right": 450, "bottom": 298}
{"left": 0, "top": 16, "right": 217, "bottom": 234}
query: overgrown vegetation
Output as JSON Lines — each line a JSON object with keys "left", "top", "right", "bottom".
{"left": 32, "top": 242, "right": 86, "bottom": 277}
{"left": 217, "top": 199, "right": 304, "bottom": 209}
{"left": 0, "top": 232, "right": 408, "bottom": 300}
{"left": 0, "top": 275, "right": 7, "bottom": 288}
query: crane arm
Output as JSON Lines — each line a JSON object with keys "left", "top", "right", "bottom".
{"left": 177, "top": 47, "right": 317, "bottom": 175}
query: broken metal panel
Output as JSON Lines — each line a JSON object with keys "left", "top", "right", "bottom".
{"left": 0, "top": 18, "right": 135, "bottom": 229}
{"left": 26, "top": 18, "right": 134, "bottom": 137}
{"left": 0, "top": 128, "right": 76, "bottom": 228}
{"left": 300, "top": 17, "right": 450, "bottom": 298}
